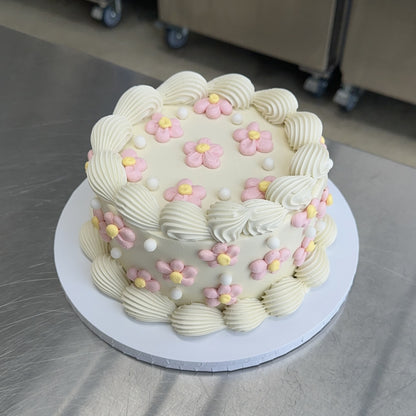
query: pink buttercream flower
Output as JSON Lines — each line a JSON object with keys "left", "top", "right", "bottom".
{"left": 193, "top": 93, "right": 233, "bottom": 119}
{"left": 155, "top": 259, "right": 197, "bottom": 286}
{"left": 293, "top": 237, "right": 316, "bottom": 267}
{"left": 233, "top": 121, "right": 273, "bottom": 156}
{"left": 93, "top": 210, "right": 135, "bottom": 249}
{"left": 203, "top": 284, "right": 243, "bottom": 307}
{"left": 183, "top": 138, "right": 224, "bottom": 169}
{"left": 291, "top": 188, "right": 333, "bottom": 228}
{"left": 198, "top": 243, "right": 240, "bottom": 268}
{"left": 241, "top": 176, "right": 276, "bottom": 201}
{"left": 120, "top": 148, "right": 147, "bottom": 182}
{"left": 163, "top": 178, "right": 206, "bottom": 207}
{"left": 126, "top": 267, "right": 160, "bottom": 292}
{"left": 85, "top": 149, "right": 93, "bottom": 171}
{"left": 249, "top": 248, "right": 291, "bottom": 280}
{"left": 145, "top": 112, "right": 183, "bottom": 143}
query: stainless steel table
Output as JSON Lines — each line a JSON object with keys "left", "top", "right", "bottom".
{"left": 1, "top": 25, "right": 415, "bottom": 416}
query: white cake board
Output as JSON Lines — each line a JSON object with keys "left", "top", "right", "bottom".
{"left": 54, "top": 179, "right": 359, "bottom": 372}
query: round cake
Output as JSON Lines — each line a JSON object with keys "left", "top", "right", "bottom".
{"left": 79, "top": 71, "right": 337, "bottom": 336}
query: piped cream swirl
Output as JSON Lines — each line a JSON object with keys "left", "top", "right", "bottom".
{"left": 284, "top": 112, "right": 323, "bottom": 151}
{"left": 295, "top": 246, "right": 330, "bottom": 287}
{"left": 223, "top": 298, "right": 268, "bottom": 332}
{"left": 289, "top": 143, "right": 333, "bottom": 178}
{"left": 314, "top": 215, "right": 337, "bottom": 248}
{"left": 79, "top": 220, "right": 108, "bottom": 261}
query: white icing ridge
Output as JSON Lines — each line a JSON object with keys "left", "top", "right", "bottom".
{"left": 91, "top": 254, "right": 129, "bottom": 300}
{"left": 115, "top": 182, "right": 160, "bottom": 231}
{"left": 207, "top": 73, "right": 255, "bottom": 109}
{"left": 87, "top": 151, "right": 127, "bottom": 202}
{"left": 253, "top": 88, "right": 298, "bottom": 124}
{"left": 289, "top": 143, "right": 333, "bottom": 178}
{"left": 160, "top": 201, "right": 212, "bottom": 241}
{"left": 262, "top": 276, "right": 309, "bottom": 316}
{"left": 242, "top": 199, "right": 287, "bottom": 236}
{"left": 314, "top": 214, "right": 337, "bottom": 248}
{"left": 284, "top": 112, "right": 323, "bottom": 151}
{"left": 79, "top": 220, "right": 108, "bottom": 261}
{"left": 157, "top": 71, "right": 208, "bottom": 105}
{"left": 170, "top": 303, "right": 226, "bottom": 336}
{"left": 265, "top": 175, "right": 316, "bottom": 210}
{"left": 113, "top": 85, "right": 163, "bottom": 125}
{"left": 122, "top": 285, "right": 176, "bottom": 322}
{"left": 90, "top": 115, "right": 133, "bottom": 152}
{"left": 295, "top": 246, "right": 330, "bottom": 287}
{"left": 223, "top": 298, "right": 268, "bottom": 332}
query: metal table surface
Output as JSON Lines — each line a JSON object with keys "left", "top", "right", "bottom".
{"left": 1, "top": 25, "right": 415, "bottom": 416}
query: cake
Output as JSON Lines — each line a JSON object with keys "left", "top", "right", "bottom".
{"left": 79, "top": 71, "right": 337, "bottom": 336}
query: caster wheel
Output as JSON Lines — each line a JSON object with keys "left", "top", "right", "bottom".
{"left": 165, "top": 27, "right": 189, "bottom": 49}
{"left": 333, "top": 85, "right": 363, "bottom": 111}
{"left": 102, "top": 4, "right": 122, "bottom": 28}
{"left": 304, "top": 75, "right": 329, "bottom": 97}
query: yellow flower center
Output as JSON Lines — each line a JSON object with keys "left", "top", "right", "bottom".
{"left": 267, "top": 259, "right": 281, "bottom": 273}
{"left": 306, "top": 204, "right": 318, "bottom": 219}
{"left": 258, "top": 180, "right": 271, "bottom": 193}
{"left": 158, "top": 116, "right": 172, "bottom": 129}
{"left": 217, "top": 253, "right": 231, "bottom": 266}
{"left": 208, "top": 93, "right": 220, "bottom": 104}
{"left": 169, "top": 271, "right": 183, "bottom": 284}
{"left": 219, "top": 294, "right": 232, "bottom": 304}
{"left": 326, "top": 194, "right": 333, "bottom": 206}
{"left": 84, "top": 161, "right": 89, "bottom": 171}
{"left": 106, "top": 224, "right": 119, "bottom": 239}
{"left": 196, "top": 143, "right": 211, "bottom": 153}
{"left": 178, "top": 184, "right": 193, "bottom": 195}
{"left": 320, "top": 136, "right": 326, "bottom": 145}
{"left": 91, "top": 216, "right": 100, "bottom": 229}
{"left": 122, "top": 156, "right": 136, "bottom": 167}
{"left": 248, "top": 130, "right": 260, "bottom": 140}
{"left": 305, "top": 240, "right": 316, "bottom": 253}
{"left": 134, "top": 277, "right": 146, "bottom": 288}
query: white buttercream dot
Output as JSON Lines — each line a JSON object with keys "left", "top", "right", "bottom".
{"left": 316, "top": 220, "right": 326, "bottom": 232}
{"left": 176, "top": 107, "right": 188, "bottom": 120}
{"left": 110, "top": 247, "right": 122, "bottom": 259}
{"left": 266, "top": 236, "right": 280, "bottom": 249}
{"left": 170, "top": 287, "right": 183, "bottom": 300}
{"left": 218, "top": 187, "right": 231, "bottom": 201}
{"left": 133, "top": 136, "right": 147, "bottom": 149}
{"left": 305, "top": 226, "right": 317, "bottom": 239}
{"left": 90, "top": 198, "right": 101, "bottom": 210}
{"left": 143, "top": 238, "right": 157, "bottom": 252}
{"left": 262, "top": 157, "right": 274, "bottom": 171}
{"left": 219, "top": 273, "right": 233, "bottom": 285}
{"left": 146, "top": 177, "right": 159, "bottom": 191}
{"left": 231, "top": 113, "right": 243, "bottom": 125}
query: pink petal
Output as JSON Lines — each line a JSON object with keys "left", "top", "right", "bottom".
{"left": 212, "top": 243, "right": 228, "bottom": 254}
{"left": 112, "top": 215, "right": 124, "bottom": 229}
{"left": 191, "top": 185, "right": 206, "bottom": 200}
{"left": 206, "top": 104, "right": 221, "bottom": 119}
{"left": 302, "top": 237, "right": 312, "bottom": 249}
{"left": 227, "top": 245, "right": 240, "bottom": 257}
{"left": 137, "top": 269, "right": 152, "bottom": 281}
{"left": 291, "top": 211, "right": 308, "bottom": 228}
{"left": 155, "top": 127, "right": 171, "bottom": 143}
{"left": 218, "top": 284, "right": 231, "bottom": 295}
{"left": 146, "top": 280, "right": 160, "bottom": 292}
{"left": 126, "top": 267, "right": 138, "bottom": 281}
{"left": 121, "top": 148, "right": 137, "bottom": 158}
{"left": 249, "top": 259, "right": 267, "bottom": 274}
{"left": 232, "top": 128, "right": 248, "bottom": 142}
{"left": 181, "top": 276, "right": 195, "bottom": 286}
{"left": 198, "top": 138, "right": 212, "bottom": 145}
{"left": 260, "top": 130, "right": 272, "bottom": 140}
{"left": 241, "top": 187, "right": 263, "bottom": 201}
{"left": 203, "top": 287, "right": 219, "bottom": 299}
{"left": 93, "top": 209, "right": 104, "bottom": 221}
{"left": 264, "top": 249, "right": 280, "bottom": 264}
{"left": 116, "top": 236, "right": 134, "bottom": 249}
{"left": 279, "top": 248, "right": 291, "bottom": 262}
{"left": 163, "top": 187, "right": 178, "bottom": 202}
{"left": 182, "top": 266, "right": 198, "bottom": 279}
{"left": 183, "top": 141, "right": 196, "bottom": 154}
{"left": 245, "top": 178, "right": 260, "bottom": 188}
{"left": 170, "top": 259, "right": 184, "bottom": 272}
{"left": 206, "top": 298, "right": 220, "bottom": 307}
{"left": 207, "top": 143, "right": 223, "bottom": 157}
{"left": 145, "top": 120, "right": 158, "bottom": 135}
{"left": 239, "top": 139, "right": 257, "bottom": 156}
{"left": 202, "top": 152, "right": 221, "bottom": 169}
{"left": 186, "top": 195, "right": 202, "bottom": 207}
{"left": 169, "top": 120, "right": 183, "bottom": 138}
{"left": 229, "top": 284, "right": 243, "bottom": 297}
{"left": 219, "top": 99, "right": 233, "bottom": 114}
{"left": 151, "top": 112, "right": 163, "bottom": 121}
{"left": 264, "top": 176, "right": 276, "bottom": 183}
{"left": 207, "top": 260, "right": 219, "bottom": 268}
{"left": 257, "top": 137, "right": 274, "bottom": 153}
{"left": 156, "top": 260, "right": 172, "bottom": 274}
{"left": 118, "top": 227, "right": 135, "bottom": 242}
{"left": 229, "top": 257, "right": 238, "bottom": 266}
{"left": 136, "top": 158, "right": 147, "bottom": 171}
{"left": 294, "top": 249, "right": 306, "bottom": 267}
{"left": 185, "top": 152, "right": 203, "bottom": 168}
{"left": 321, "top": 188, "right": 329, "bottom": 202}
{"left": 87, "top": 149, "right": 93, "bottom": 160}
{"left": 251, "top": 271, "right": 267, "bottom": 280}
{"left": 247, "top": 121, "right": 259, "bottom": 131}
{"left": 125, "top": 165, "right": 142, "bottom": 182}
{"left": 193, "top": 98, "right": 209, "bottom": 114}
{"left": 198, "top": 249, "right": 217, "bottom": 262}
{"left": 178, "top": 178, "right": 192, "bottom": 186}
{"left": 104, "top": 211, "right": 114, "bottom": 224}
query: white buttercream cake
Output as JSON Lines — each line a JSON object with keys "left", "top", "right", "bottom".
{"left": 79, "top": 71, "right": 337, "bottom": 336}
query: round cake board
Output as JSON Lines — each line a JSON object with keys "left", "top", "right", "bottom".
{"left": 54, "top": 179, "right": 359, "bottom": 372}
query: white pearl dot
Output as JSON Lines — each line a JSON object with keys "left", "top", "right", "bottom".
{"left": 218, "top": 187, "right": 231, "bottom": 201}
{"left": 231, "top": 113, "right": 243, "bottom": 125}
{"left": 143, "top": 238, "right": 157, "bottom": 252}
{"left": 90, "top": 198, "right": 101, "bottom": 210}
{"left": 219, "top": 273, "right": 233, "bottom": 285}
{"left": 170, "top": 287, "right": 183, "bottom": 300}
{"left": 176, "top": 107, "right": 188, "bottom": 120}
{"left": 133, "top": 136, "right": 147, "bottom": 149}
{"left": 305, "top": 226, "right": 317, "bottom": 239}
{"left": 262, "top": 157, "right": 274, "bottom": 171}
{"left": 110, "top": 247, "right": 122, "bottom": 259}
{"left": 266, "top": 237, "right": 280, "bottom": 249}
{"left": 146, "top": 177, "right": 159, "bottom": 191}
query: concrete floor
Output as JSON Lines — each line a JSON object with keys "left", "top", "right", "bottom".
{"left": 2, "top": 0, "right": 415, "bottom": 167}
